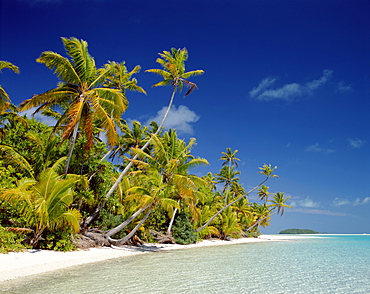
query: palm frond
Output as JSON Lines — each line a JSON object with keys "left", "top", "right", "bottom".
{"left": 151, "top": 80, "right": 173, "bottom": 87}
{"left": 93, "top": 101, "right": 119, "bottom": 147}
{"left": 92, "top": 87, "right": 128, "bottom": 117}
{"left": 0, "top": 87, "right": 11, "bottom": 112}
{"left": 62, "top": 37, "right": 96, "bottom": 84}
{"left": 145, "top": 68, "right": 172, "bottom": 78}
{"left": 37, "top": 51, "right": 80, "bottom": 85}
{"left": 62, "top": 99, "right": 84, "bottom": 141}
{"left": 0, "top": 145, "right": 34, "bottom": 178}
{"left": 19, "top": 88, "right": 77, "bottom": 112}
{"left": 182, "top": 70, "right": 205, "bottom": 79}
{"left": 0, "top": 61, "right": 19, "bottom": 73}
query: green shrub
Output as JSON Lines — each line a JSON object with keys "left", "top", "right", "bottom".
{"left": 0, "top": 225, "right": 29, "bottom": 254}
{"left": 38, "top": 231, "right": 76, "bottom": 252}
{"left": 94, "top": 209, "right": 127, "bottom": 239}
{"left": 172, "top": 211, "right": 198, "bottom": 245}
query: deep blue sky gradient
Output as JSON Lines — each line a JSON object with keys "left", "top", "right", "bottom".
{"left": 1, "top": 0, "right": 369, "bottom": 233}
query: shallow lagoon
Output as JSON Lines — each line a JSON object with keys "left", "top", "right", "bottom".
{"left": 2, "top": 235, "right": 370, "bottom": 294}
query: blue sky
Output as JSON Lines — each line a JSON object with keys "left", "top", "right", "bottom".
{"left": 1, "top": 0, "right": 369, "bottom": 233}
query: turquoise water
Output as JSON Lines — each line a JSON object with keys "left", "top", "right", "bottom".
{"left": 1, "top": 235, "right": 370, "bottom": 293}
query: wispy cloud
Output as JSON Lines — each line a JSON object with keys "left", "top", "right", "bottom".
{"left": 250, "top": 69, "right": 333, "bottom": 101}
{"left": 336, "top": 81, "right": 352, "bottom": 93}
{"left": 146, "top": 105, "right": 199, "bottom": 135}
{"left": 347, "top": 138, "right": 365, "bottom": 148}
{"left": 332, "top": 197, "right": 370, "bottom": 207}
{"left": 289, "top": 195, "right": 349, "bottom": 216}
{"left": 290, "top": 197, "right": 320, "bottom": 208}
{"left": 305, "top": 143, "right": 335, "bottom": 154}
{"left": 292, "top": 208, "right": 348, "bottom": 217}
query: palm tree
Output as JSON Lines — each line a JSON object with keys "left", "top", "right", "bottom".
{"left": 109, "top": 47, "right": 204, "bottom": 191}
{"left": 106, "top": 170, "right": 180, "bottom": 245}
{"left": 257, "top": 185, "right": 271, "bottom": 202}
{"left": 137, "top": 130, "right": 209, "bottom": 235}
{"left": 19, "top": 37, "right": 144, "bottom": 174}
{"left": 245, "top": 203, "right": 271, "bottom": 232}
{"left": 0, "top": 145, "right": 34, "bottom": 179}
{"left": 84, "top": 48, "right": 204, "bottom": 227}
{"left": 107, "top": 120, "right": 151, "bottom": 162}
{"left": 269, "top": 192, "right": 291, "bottom": 216}
{"left": 215, "top": 165, "right": 241, "bottom": 193}
{"left": 220, "top": 148, "right": 240, "bottom": 169}
{"left": 245, "top": 192, "right": 291, "bottom": 232}
{"left": 1, "top": 163, "right": 81, "bottom": 247}
{"left": 105, "top": 130, "right": 209, "bottom": 238}
{"left": 0, "top": 61, "right": 19, "bottom": 113}
{"left": 196, "top": 164, "right": 278, "bottom": 232}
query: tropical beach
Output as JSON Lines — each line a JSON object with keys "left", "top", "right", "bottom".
{"left": 0, "top": 235, "right": 314, "bottom": 282}
{"left": 2, "top": 235, "right": 370, "bottom": 294}
{"left": 1, "top": 1, "right": 369, "bottom": 293}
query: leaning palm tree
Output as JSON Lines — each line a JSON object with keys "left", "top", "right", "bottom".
{"left": 83, "top": 48, "right": 204, "bottom": 227}
{"left": 0, "top": 61, "right": 19, "bottom": 113}
{"left": 245, "top": 192, "right": 291, "bottom": 232}
{"left": 109, "top": 47, "right": 204, "bottom": 191}
{"left": 132, "top": 130, "right": 209, "bottom": 236}
{"left": 257, "top": 185, "right": 271, "bottom": 202}
{"left": 196, "top": 164, "right": 278, "bottom": 232}
{"left": 103, "top": 130, "right": 208, "bottom": 238}
{"left": 107, "top": 170, "right": 180, "bottom": 245}
{"left": 19, "top": 37, "right": 144, "bottom": 174}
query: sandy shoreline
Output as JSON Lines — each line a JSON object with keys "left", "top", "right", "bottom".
{"left": 0, "top": 234, "right": 315, "bottom": 282}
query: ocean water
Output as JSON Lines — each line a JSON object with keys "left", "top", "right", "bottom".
{"left": 1, "top": 235, "right": 370, "bottom": 294}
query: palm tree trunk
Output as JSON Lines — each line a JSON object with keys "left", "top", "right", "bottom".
{"left": 106, "top": 204, "right": 150, "bottom": 237}
{"left": 99, "top": 148, "right": 112, "bottom": 163}
{"left": 245, "top": 211, "right": 276, "bottom": 232}
{"left": 64, "top": 121, "right": 80, "bottom": 174}
{"left": 107, "top": 205, "right": 154, "bottom": 246}
{"left": 83, "top": 86, "right": 177, "bottom": 228}
{"left": 196, "top": 177, "right": 269, "bottom": 233}
{"left": 166, "top": 204, "right": 179, "bottom": 236}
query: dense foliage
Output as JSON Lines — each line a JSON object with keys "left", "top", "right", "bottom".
{"left": 279, "top": 229, "right": 319, "bottom": 234}
{"left": 0, "top": 38, "right": 291, "bottom": 252}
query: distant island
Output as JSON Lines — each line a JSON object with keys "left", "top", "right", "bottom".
{"left": 279, "top": 228, "right": 319, "bottom": 234}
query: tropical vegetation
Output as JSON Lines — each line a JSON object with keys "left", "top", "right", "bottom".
{"left": 0, "top": 37, "right": 291, "bottom": 252}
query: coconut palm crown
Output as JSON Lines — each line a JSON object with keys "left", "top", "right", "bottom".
{"left": 146, "top": 47, "right": 204, "bottom": 96}
{"left": 19, "top": 37, "right": 145, "bottom": 173}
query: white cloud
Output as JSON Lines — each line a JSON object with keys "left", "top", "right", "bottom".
{"left": 258, "top": 83, "right": 302, "bottom": 101}
{"left": 305, "top": 69, "right": 333, "bottom": 90}
{"left": 299, "top": 197, "right": 320, "bottom": 208}
{"left": 305, "top": 143, "right": 335, "bottom": 154}
{"left": 354, "top": 197, "right": 370, "bottom": 206}
{"left": 146, "top": 105, "right": 199, "bottom": 135}
{"left": 332, "top": 198, "right": 351, "bottom": 207}
{"left": 347, "top": 138, "right": 365, "bottom": 148}
{"left": 249, "top": 77, "right": 276, "bottom": 98}
{"left": 292, "top": 208, "right": 348, "bottom": 217}
{"left": 336, "top": 81, "right": 352, "bottom": 93}
{"left": 332, "top": 197, "right": 370, "bottom": 207}
{"left": 290, "top": 197, "right": 320, "bottom": 208}
{"left": 19, "top": 108, "right": 57, "bottom": 126}
{"left": 250, "top": 69, "right": 333, "bottom": 101}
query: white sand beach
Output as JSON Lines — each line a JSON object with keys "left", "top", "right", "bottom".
{"left": 0, "top": 234, "right": 315, "bottom": 282}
